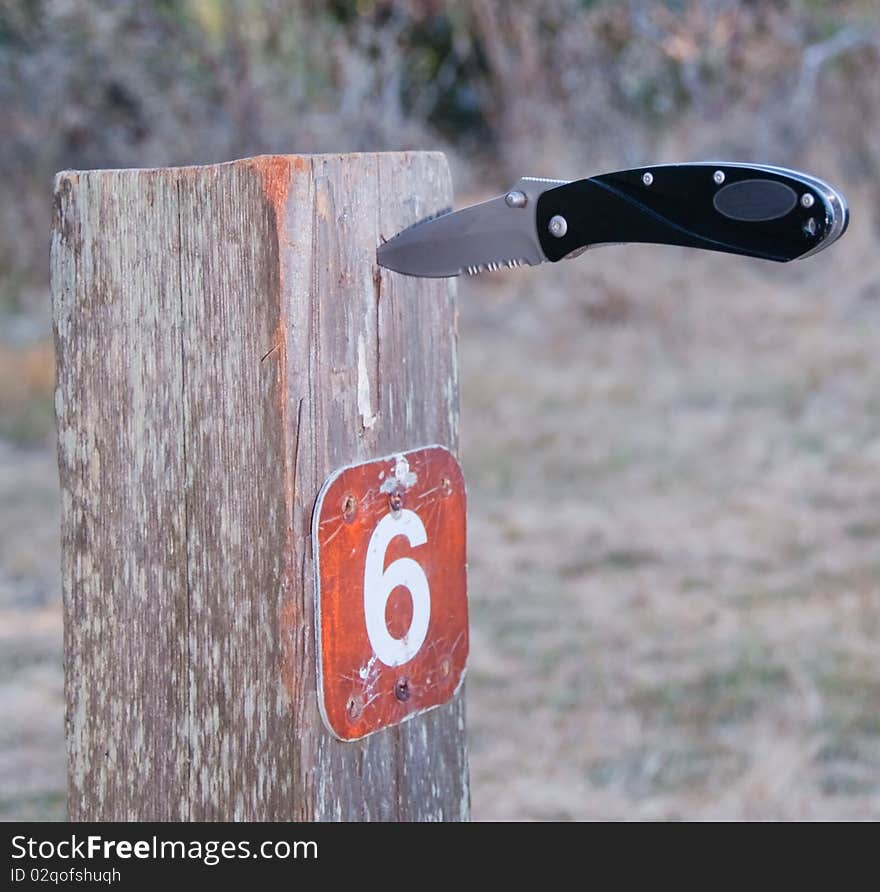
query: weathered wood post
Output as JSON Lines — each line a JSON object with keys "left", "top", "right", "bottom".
{"left": 51, "top": 153, "right": 468, "bottom": 821}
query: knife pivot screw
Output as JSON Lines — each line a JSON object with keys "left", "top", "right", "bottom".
{"left": 642, "top": 171, "right": 654, "bottom": 186}
{"left": 548, "top": 215, "right": 568, "bottom": 238}
{"left": 713, "top": 170, "right": 725, "bottom": 185}
{"left": 800, "top": 193, "right": 815, "bottom": 208}
{"left": 505, "top": 190, "right": 528, "bottom": 208}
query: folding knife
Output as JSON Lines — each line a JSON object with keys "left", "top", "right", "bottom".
{"left": 377, "top": 162, "right": 849, "bottom": 277}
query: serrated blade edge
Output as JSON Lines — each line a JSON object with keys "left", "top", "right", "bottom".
{"left": 377, "top": 178, "right": 558, "bottom": 278}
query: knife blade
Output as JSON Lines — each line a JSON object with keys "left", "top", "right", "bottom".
{"left": 376, "top": 162, "right": 849, "bottom": 278}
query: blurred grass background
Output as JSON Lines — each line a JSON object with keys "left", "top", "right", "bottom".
{"left": 1, "top": 0, "right": 879, "bottom": 820}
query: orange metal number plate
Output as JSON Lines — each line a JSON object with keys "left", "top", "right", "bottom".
{"left": 313, "top": 445, "right": 468, "bottom": 741}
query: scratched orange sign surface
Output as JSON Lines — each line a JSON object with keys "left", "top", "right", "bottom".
{"left": 313, "top": 445, "right": 468, "bottom": 740}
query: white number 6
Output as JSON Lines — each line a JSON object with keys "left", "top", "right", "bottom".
{"left": 363, "top": 509, "right": 430, "bottom": 667}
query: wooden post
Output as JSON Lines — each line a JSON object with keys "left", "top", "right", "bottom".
{"left": 51, "top": 153, "right": 468, "bottom": 821}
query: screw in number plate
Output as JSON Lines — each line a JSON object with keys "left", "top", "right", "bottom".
{"left": 394, "top": 677, "right": 411, "bottom": 702}
{"left": 505, "top": 190, "right": 527, "bottom": 208}
{"left": 642, "top": 171, "right": 654, "bottom": 186}
{"left": 801, "top": 193, "right": 815, "bottom": 208}
{"left": 389, "top": 490, "right": 404, "bottom": 514}
{"left": 341, "top": 492, "right": 358, "bottom": 523}
{"left": 713, "top": 170, "right": 725, "bottom": 185}
{"left": 440, "top": 476, "right": 453, "bottom": 497}
{"left": 548, "top": 215, "right": 568, "bottom": 238}
{"left": 346, "top": 695, "right": 363, "bottom": 720}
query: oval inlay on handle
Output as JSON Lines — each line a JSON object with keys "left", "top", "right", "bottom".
{"left": 713, "top": 179, "right": 799, "bottom": 222}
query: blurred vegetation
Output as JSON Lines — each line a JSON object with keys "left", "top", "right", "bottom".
{"left": 0, "top": 0, "right": 878, "bottom": 442}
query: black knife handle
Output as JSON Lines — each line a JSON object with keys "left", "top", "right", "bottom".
{"left": 536, "top": 163, "right": 848, "bottom": 263}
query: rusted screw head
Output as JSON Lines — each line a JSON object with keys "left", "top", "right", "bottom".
{"left": 440, "top": 476, "right": 453, "bottom": 497}
{"left": 341, "top": 493, "right": 358, "bottom": 523}
{"left": 346, "top": 695, "right": 363, "bottom": 719}
{"left": 389, "top": 490, "right": 404, "bottom": 513}
{"left": 394, "top": 677, "right": 410, "bottom": 702}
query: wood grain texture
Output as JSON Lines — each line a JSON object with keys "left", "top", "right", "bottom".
{"left": 51, "top": 152, "right": 468, "bottom": 821}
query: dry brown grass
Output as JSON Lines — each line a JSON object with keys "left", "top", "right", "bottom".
{"left": 462, "top": 182, "right": 880, "bottom": 820}
{"left": 0, "top": 341, "right": 55, "bottom": 445}
{"left": 0, "top": 442, "right": 64, "bottom": 821}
